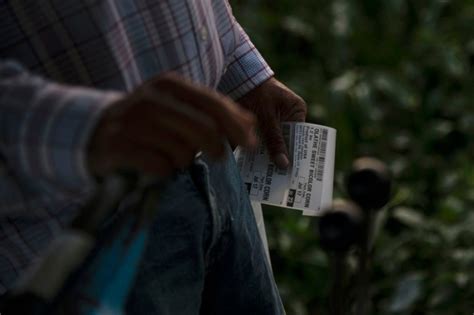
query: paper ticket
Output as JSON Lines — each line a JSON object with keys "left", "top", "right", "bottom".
{"left": 235, "top": 122, "right": 336, "bottom": 216}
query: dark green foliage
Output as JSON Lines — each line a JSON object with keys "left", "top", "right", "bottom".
{"left": 234, "top": 0, "right": 474, "bottom": 313}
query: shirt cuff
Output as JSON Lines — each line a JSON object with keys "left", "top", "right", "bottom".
{"left": 218, "top": 25, "right": 274, "bottom": 100}
{"left": 44, "top": 88, "right": 122, "bottom": 188}
{"left": 26, "top": 84, "right": 122, "bottom": 191}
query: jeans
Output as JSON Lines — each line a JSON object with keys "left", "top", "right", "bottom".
{"left": 125, "top": 146, "right": 285, "bottom": 315}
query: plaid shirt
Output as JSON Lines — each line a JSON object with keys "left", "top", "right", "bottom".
{"left": 0, "top": 0, "right": 273, "bottom": 294}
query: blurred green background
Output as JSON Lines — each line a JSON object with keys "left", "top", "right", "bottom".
{"left": 233, "top": 0, "right": 474, "bottom": 314}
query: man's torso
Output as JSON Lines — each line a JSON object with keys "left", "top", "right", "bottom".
{"left": 0, "top": 0, "right": 241, "bottom": 293}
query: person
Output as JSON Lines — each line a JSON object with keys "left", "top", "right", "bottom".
{"left": 0, "top": 1, "right": 306, "bottom": 314}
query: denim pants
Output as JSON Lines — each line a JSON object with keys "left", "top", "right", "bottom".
{"left": 125, "top": 146, "right": 285, "bottom": 315}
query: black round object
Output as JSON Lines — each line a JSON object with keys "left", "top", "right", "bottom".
{"left": 346, "top": 157, "right": 392, "bottom": 210}
{"left": 318, "top": 200, "right": 364, "bottom": 252}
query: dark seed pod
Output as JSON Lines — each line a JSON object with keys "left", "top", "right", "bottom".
{"left": 318, "top": 200, "right": 364, "bottom": 252}
{"left": 346, "top": 157, "right": 392, "bottom": 210}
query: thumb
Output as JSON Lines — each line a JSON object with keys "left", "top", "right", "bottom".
{"left": 261, "top": 115, "right": 290, "bottom": 169}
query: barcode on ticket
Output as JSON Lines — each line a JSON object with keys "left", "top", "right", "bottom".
{"left": 316, "top": 129, "right": 328, "bottom": 182}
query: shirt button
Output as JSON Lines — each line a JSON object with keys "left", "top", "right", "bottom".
{"left": 199, "top": 26, "right": 208, "bottom": 41}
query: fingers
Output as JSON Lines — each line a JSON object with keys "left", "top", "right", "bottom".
{"left": 123, "top": 108, "right": 224, "bottom": 167}
{"left": 89, "top": 72, "right": 258, "bottom": 177}
{"left": 284, "top": 95, "right": 307, "bottom": 122}
{"left": 260, "top": 114, "right": 291, "bottom": 169}
{"left": 148, "top": 74, "right": 257, "bottom": 148}
{"left": 115, "top": 109, "right": 223, "bottom": 174}
{"left": 124, "top": 124, "right": 196, "bottom": 169}
{"left": 271, "top": 96, "right": 306, "bottom": 168}
{"left": 126, "top": 100, "right": 226, "bottom": 155}
{"left": 234, "top": 77, "right": 308, "bottom": 170}
{"left": 140, "top": 90, "right": 228, "bottom": 157}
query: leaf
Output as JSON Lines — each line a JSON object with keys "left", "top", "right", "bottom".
{"left": 392, "top": 207, "right": 425, "bottom": 228}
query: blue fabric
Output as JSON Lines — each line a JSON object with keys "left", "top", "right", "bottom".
{"left": 125, "top": 146, "right": 285, "bottom": 315}
{"left": 68, "top": 219, "right": 149, "bottom": 315}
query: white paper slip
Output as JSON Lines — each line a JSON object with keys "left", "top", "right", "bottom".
{"left": 235, "top": 122, "right": 336, "bottom": 216}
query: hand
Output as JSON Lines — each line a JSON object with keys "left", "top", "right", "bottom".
{"left": 238, "top": 77, "right": 307, "bottom": 169}
{"left": 88, "top": 73, "right": 257, "bottom": 177}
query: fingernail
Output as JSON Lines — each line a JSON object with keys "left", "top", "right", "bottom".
{"left": 247, "top": 134, "right": 258, "bottom": 149}
{"left": 246, "top": 128, "right": 258, "bottom": 148}
{"left": 275, "top": 153, "right": 290, "bottom": 169}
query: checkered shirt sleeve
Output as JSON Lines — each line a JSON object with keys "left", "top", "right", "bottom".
{"left": 0, "top": 61, "right": 122, "bottom": 192}
{"left": 218, "top": 21, "right": 274, "bottom": 100}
